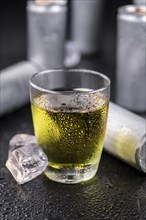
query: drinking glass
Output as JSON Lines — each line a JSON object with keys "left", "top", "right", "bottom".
{"left": 30, "top": 69, "right": 110, "bottom": 184}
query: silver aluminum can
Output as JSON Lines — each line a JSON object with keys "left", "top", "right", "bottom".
{"left": 0, "top": 61, "right": 38, "bottom": 116}
{"left": 71, "top": 0, "right": 104, "bottom": 55}
{"left": 27, "top": 0, "right": 67, "bottom": 69}
{"left": 116, "top": 5, "right": 146, "bottom": 112}
{"left": 104, "top": 102, "right": 146, "bottom": 173}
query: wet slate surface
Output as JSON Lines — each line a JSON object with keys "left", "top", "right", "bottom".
{"left": 0, "top": 105, "right": 146, "bottom": 220}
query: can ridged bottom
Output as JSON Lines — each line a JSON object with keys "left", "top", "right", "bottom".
{"left": 44, "top": 163, "right": 98, "bottom": 184}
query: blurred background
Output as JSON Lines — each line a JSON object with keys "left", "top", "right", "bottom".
{"left": 1, "top": 0, "right": 145, "bottom": 114}
{"left": 0, "top": 0, "right": 132, "bottom": 69}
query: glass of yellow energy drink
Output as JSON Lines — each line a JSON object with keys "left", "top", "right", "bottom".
{"left": 30, "top": 69, "right": 110, "bottom": 184}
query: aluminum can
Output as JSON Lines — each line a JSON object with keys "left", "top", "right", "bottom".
{"left": 0, "top": 61, "right": 38, "bottom": 116}
{"left": 104, "top": 102, "right": 146, "bottom": 173}
{"left": 71, "top": 0, "right": 104, "bottom": 55}
{"left": 116, "top": 5, "right": 146, "bottom": 112}
{"left": 27, "top": 0, "right": 67, "bottom": 69}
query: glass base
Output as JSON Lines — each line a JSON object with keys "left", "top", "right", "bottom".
{"left": 44, "top": 163, "right": 98, "bottom": 184}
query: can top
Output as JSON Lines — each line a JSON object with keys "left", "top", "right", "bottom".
{"left": 118, "top": 5, "right": 146, "bottom": 22}
{"left": 27, "top": 0, "right": 67, "bottom": 13}
{"left": 136, "top": 135, "right": 146, "bottom": 173}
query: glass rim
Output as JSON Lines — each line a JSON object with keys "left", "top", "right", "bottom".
{"left": 30, "top": 69, "right": 111, "bottom": 95}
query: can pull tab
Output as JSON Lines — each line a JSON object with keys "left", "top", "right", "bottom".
{"left": 134, "top": 7, "right": 146, "bottom": 15}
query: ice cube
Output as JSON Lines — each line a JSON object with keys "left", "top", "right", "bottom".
{"left": 9, "top": 134, "right": 37, "bottom": 152}
{"left": 6, "top": 134, "right": 48, "bottom": 184}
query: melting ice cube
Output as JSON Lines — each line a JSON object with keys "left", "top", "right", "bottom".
{"left": 6, "top": 134, "right": 48, "bottom": 184}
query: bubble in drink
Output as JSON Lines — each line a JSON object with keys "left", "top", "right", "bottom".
{"left": 31, "top": 90, "right": 108, "bottom": 172}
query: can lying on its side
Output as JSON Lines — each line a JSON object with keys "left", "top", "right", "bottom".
{"left": 0, "top": 61, "right": 39, "bottom": 116}
{"left": 104, "top": 102, "right": 146, "bottom": 173}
